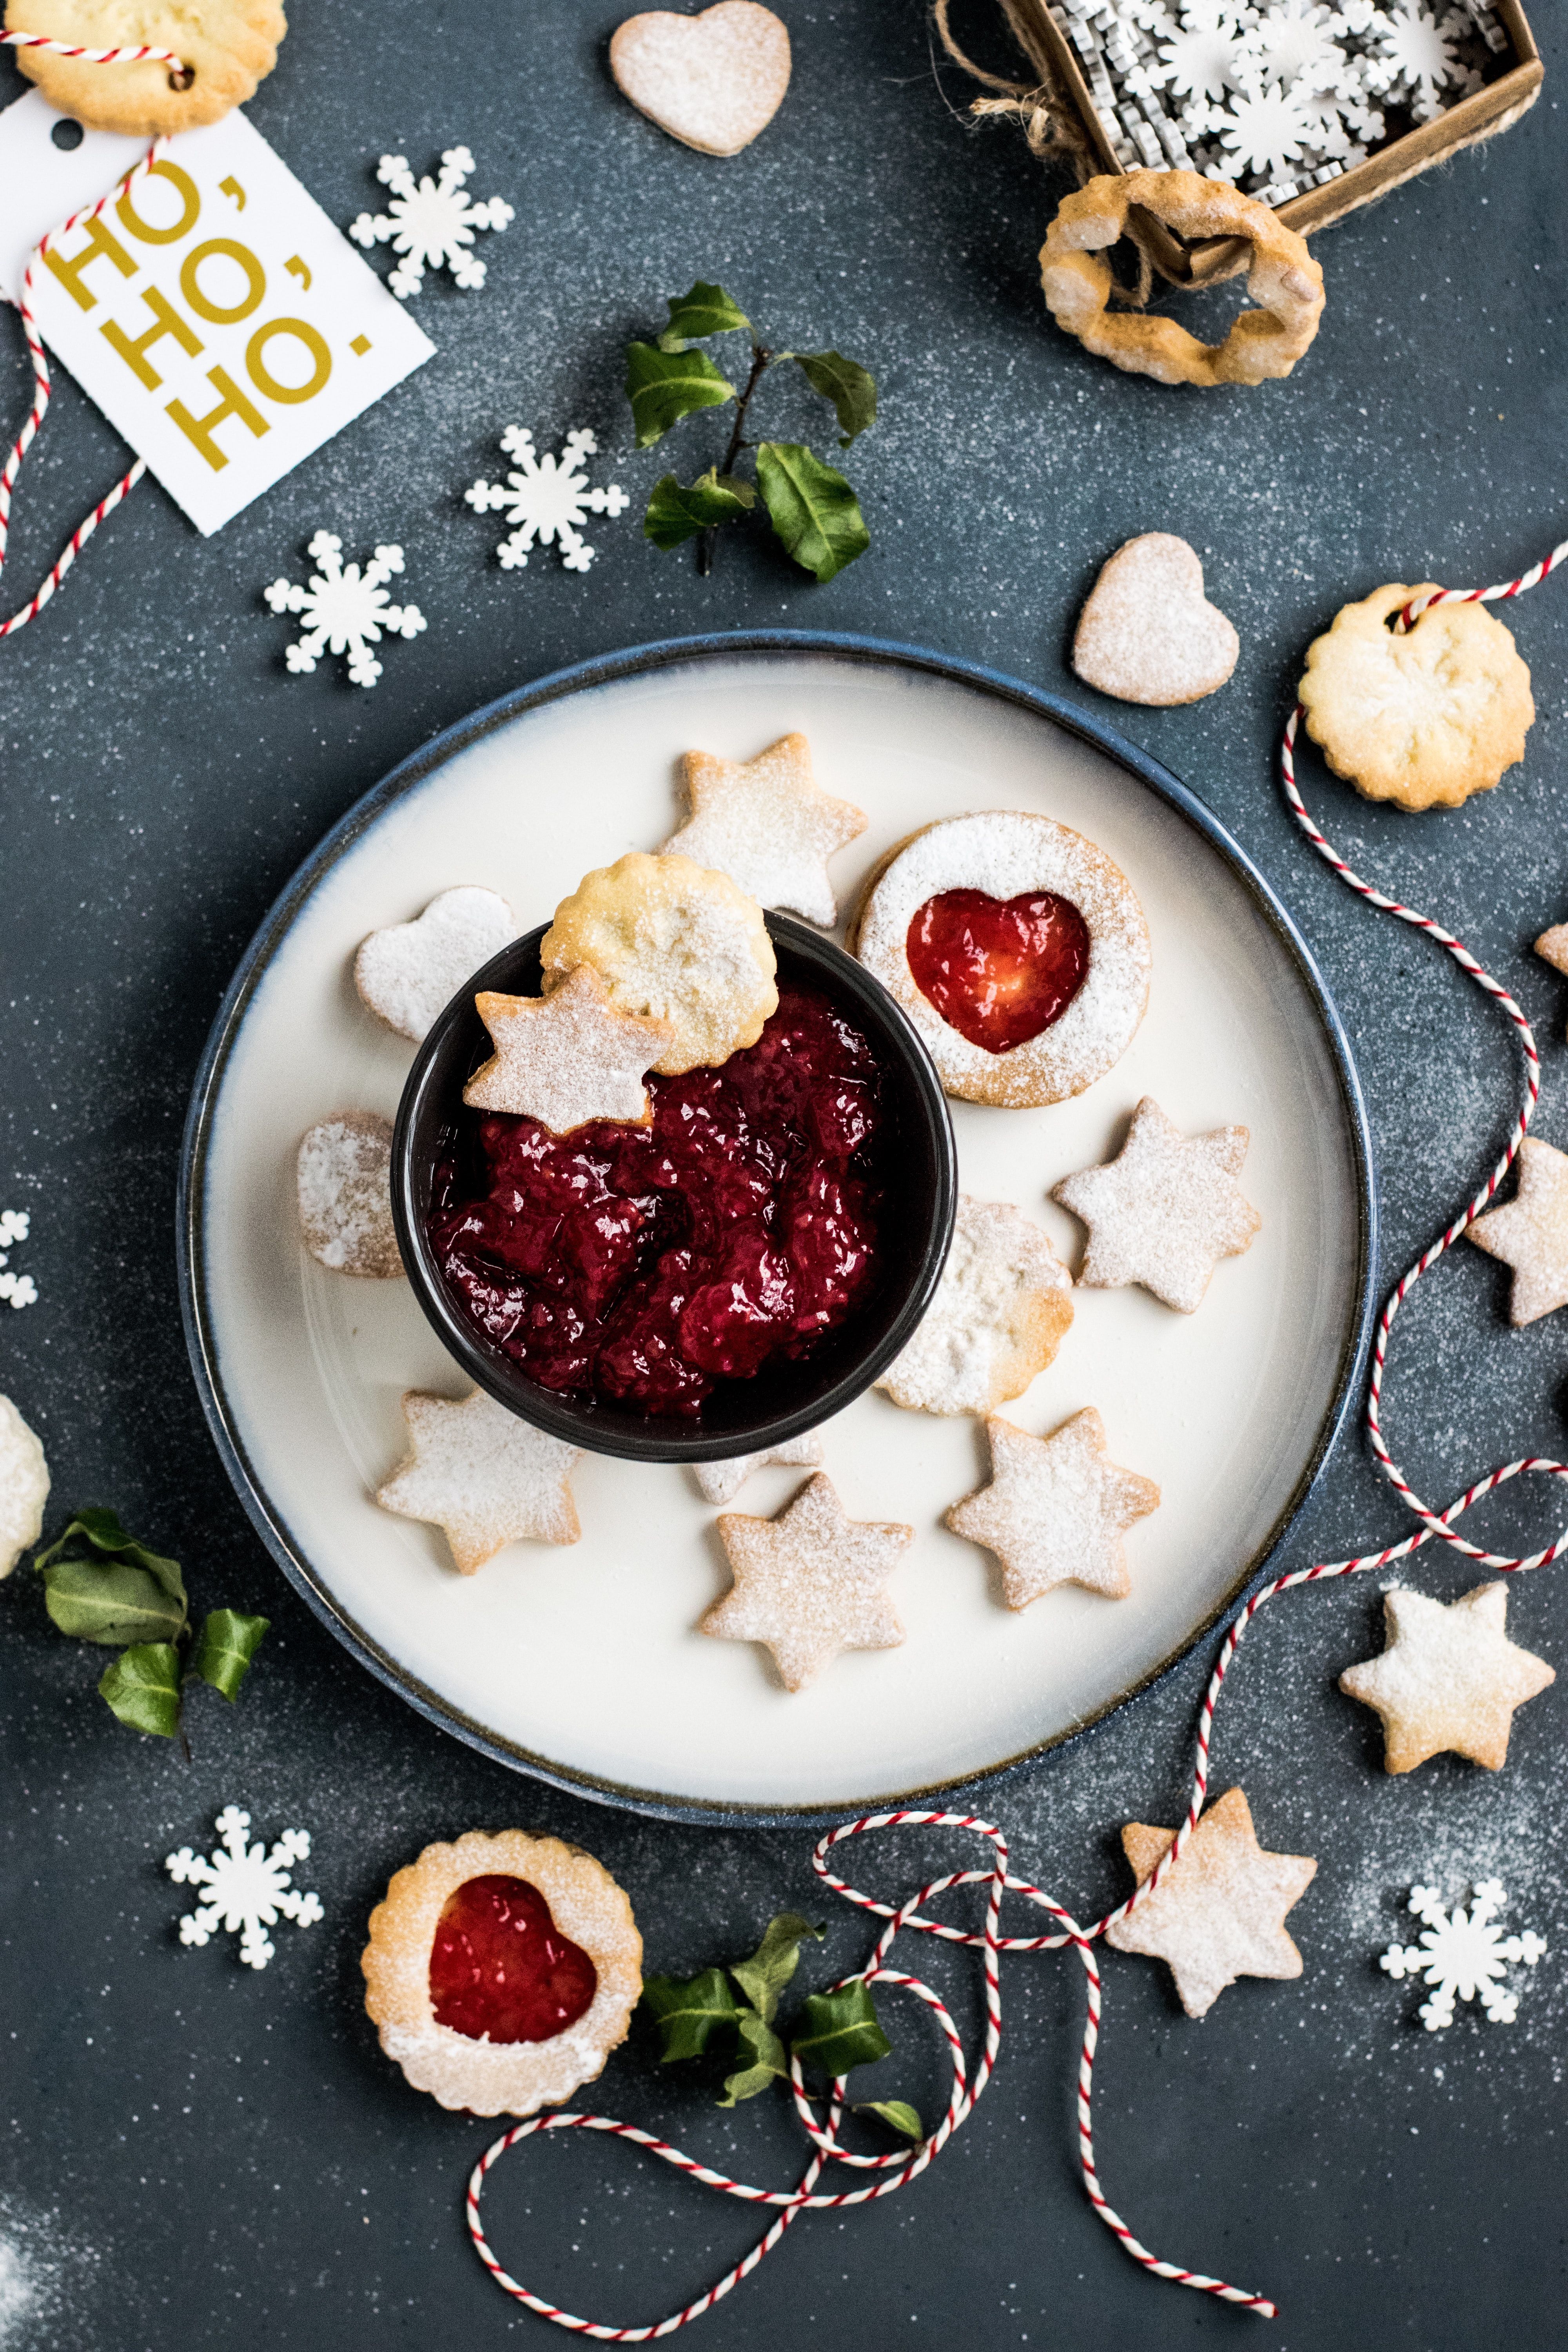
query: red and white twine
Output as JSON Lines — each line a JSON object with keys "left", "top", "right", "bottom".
{"left": 0, "top": 35, "right": 187, "bottom": 637}
{"left": 465, "top": 532, "right": 1568, "bottom": 2332}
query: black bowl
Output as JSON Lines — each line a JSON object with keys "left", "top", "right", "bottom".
{"left": 390, "top": 912, "right": 957, "bottom": 1463}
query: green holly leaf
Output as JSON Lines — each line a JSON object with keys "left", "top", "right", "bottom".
{"left": 657, "top": 280, "right": 751, "bottom": 347}
{"left": 790, "top": 1978, "right": 893, "bottom": 2078}
{"left": 754, "top": 443, "right": 870, "bottom": 583}
{"left": 644, "top": 467, "right": 756, "bottom": 551}
{"left": 98, "top": 1643, "right": 183, "bottom": 1737}
{"left": 856, "top": 2099, "right": 924, "bottom": 2142}
{"left": 626, "top": 341, "right": 735, "bottom": 447}
{"left": 642, "top": 1966, "right": 742, "bottom": 2062}
{"left": 35, "top": 1508, "right": 186, "bottom": 1608}
{"left": 38, "top": 1558, "right": 186, "bottom": 1647}
{"left": 791, "top": 351, "right": 878, "bottom": 446}
{"left": 189, "top": 1609, "right": 269, "bottom": 1701}
{"left": 717, "top": 2009, "right": 789, "bottom": 2106}
{"left": 728, "top": 1911, "right": 825, "bottom": 2025}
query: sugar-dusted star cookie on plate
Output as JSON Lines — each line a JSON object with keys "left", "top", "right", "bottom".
{"left": 463, "top": 965, "right": 674, "bottom": 1134}
{"left": 1052, "top": 1096, "right": 1261, "bottom": 1313}
{"left": 375, "top": 1388, "right": 582, "bottom": 1573}
{"left": 661, "top": 732, "right": 868, "bottom": 927}
{"left": 1466, "top": 1137, "right": 1568, "bottom": 1325}
{"left": 1103, "top": 1786, "right": 1317, "bottom": 2019}
{"left": 1338, "top": 1582, "right": 1554, "bottom": 1773}
{"left": 945, "top": 1408, "right": 1159, "bottom": 1608}
{"left": 701, "top": 1471, "right": 912, "bottom": 1691}
{"left": 691, "top": 1434, "right": 824, "bottom": 1506}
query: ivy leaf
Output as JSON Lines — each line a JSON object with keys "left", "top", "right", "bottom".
{"left": 657, "top": 280, "right": 751, "bottom": 347}
{"left": 728, "top": 1911, "right": 825, "bottom": 2025}
{"left": 792, "top": 351, "right": 878, "bottom": 446}
{"left": 642, "top": 1966, "right": 741, "bottom": 2062}
{"left": 35, "top": 1508, "right": 186, "bottom": 1608}
{"left": 98, "top": 1643, "right": 183, "bottom": 1737}
{"left": 189, "top": 1610, "right": 269, "bottom": 1701}
{"left": 626, "top": 341, "right": 735, "bottom": 448}
{"left": 790, "top": 1978, "right": 893, "bottom": 2078}
{"left": 37, "top": 1558, "right": 186, "bottom": 1648}
{"left": 644, "top": 467, "right": 756, "bottom": 552}
{"left": 717, "top": 2010, "right": 789, "bottom": 2107}
{"left": 754, "top": 443, "right": 870, "bottom": 583}
{"left": 856, "top": 2099, "right": 924, "bottom": 2142}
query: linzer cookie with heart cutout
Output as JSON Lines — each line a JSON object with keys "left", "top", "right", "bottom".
{"left": 1073, "top": 535, "right": 1239, "bottom": 707}
{"left": 849, "top": 811, "right": 1150, "bottom": 1108}
{"left": 610, "top": 2, "right": 791, "bottom": 156}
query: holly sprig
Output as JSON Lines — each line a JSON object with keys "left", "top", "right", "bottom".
{"left": 642, "top": 1911, "right": 922, "bottom": 2138}
{"left": 626, "top": 282, "right": 876, "bottom": 583}
{"left": 33, "top": 1508, "right": 267, "bottom": 1746}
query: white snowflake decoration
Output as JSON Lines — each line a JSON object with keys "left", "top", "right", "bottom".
{"left": 1214, "top": 78, "right": 1321, "bottom": 173}
{"left": 263, "top": 532, "right": 427, "bottom": 690}
{"left": 1380, "top": 1880, "right": 1547, "bottom": 2030}
{"left": 166, "top": 1806, "right": 323, "bottom": 1971}
{"left": 0, "top": 1207, "right": 36, "bottom": 1310}
{"left": 465, "top": 428, "right": 631, "bottom": 575}
{"left": 349, "top": 146, "right": 513, "bottom": 298}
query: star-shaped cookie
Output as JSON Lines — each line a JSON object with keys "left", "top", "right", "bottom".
{"left": 945, "top": 1409, "right": 1159, "bottom": 1608}
{"left": 692, "top": 1434, "right": 824, "bottom": 1506}
{"left": 1466, "top": 1137, "right": 1568, "bottom": 1325}
{"left": 661, "top": 732, "right": 868, "bottom": 927}
{"left": 1103, "top": 1786, "right": 1317, "bottom": 2019}
{"left": 1052, "top": 1096, "right": 1261, "bottom": 1314}
{"left": 700, "top": 1471, "right": 912, "bottom": 1691}
{"left": 463, "top": 965, "right": 673, "bottom": 1134}
{"left": 1338, "top": 1582, "right": 1554, "bottom": 1773}
{"left": 374, "top": 1388, "right": 582, "bottom": 1573}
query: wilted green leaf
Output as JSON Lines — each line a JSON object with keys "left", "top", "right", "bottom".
{"left": 792, "top": 350, "right": 878, "bottom": 445}
{"left": 625, "top": 341, "right": 735, "bottom": 447}
{"left": 754, "top": 443, "right": 869, "bottom": 583}
{"left": 856, "top": 2099, "right": 924, "bottom": 2141}
{"left": 729, "top": 1911, "right": 825, "bottom": 2025}
{"left": 642, "top": 1967, "right": 741, "bottom": 2062}
{"left": 35, "top": 1508, "right": 185, "bottom": 1608}
{"left": 190, "top": 1610, "right": 269, "bottom": 1701}
{"left": 658, "top": 280, "right": 751, "bottom": 347}
{"left": 717, "top": 2009, "right": 788, "bottom": 2106}
{"left": 98, "top": 1643, "right": 183, "bottom": 1737}
{"left": 39, "top": 1559, "right": 186, "bottom": 1647}
{"left": 644, "top": 466, "right": 755, "bottom": 552}
{"left": 790, "top": 1978, "right": 892, "bottom": 2078}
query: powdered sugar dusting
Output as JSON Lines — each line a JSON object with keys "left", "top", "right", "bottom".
{"left": 354, "top": 886, "right": 517, "bottom": 1043}
{"left": 662, "top": 732, "right": 867, "bottom": 926}
{"left": 946, "top": 1407, "right": 1160, "bottom": 1607}
{"left": 1072, "top": 534, "right": 1240, "bottom": 708}
{"left": 296, "top": 1111, "right": 403, "bottom": 1278}
{"left": 374, "top": 1388, "right": 582, "bottom": 1572}
{"left": 464, "top": 966, "right": 671, "bottom": 1132}
{"left": 703, "top": 1471, "right": 911, "bottom": 1691}
{"left": 610, "top": 3, "right": 792, "bottom": 158}
{"left": 692, "top": 1432, "right": 824, "bottom": 1506}
{"left": 1053, "top": 1095, "right": 1261, "bottom": 1312}
{"left": 877, "top": 1195, "right": 1073, "bottom": 1416}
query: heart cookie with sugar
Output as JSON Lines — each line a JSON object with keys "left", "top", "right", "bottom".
{"left": 610, "top": 2, "right": 791, "bottom": 156}
{"left": 1072, "top": 533, "right": 1239, "bottom": 707}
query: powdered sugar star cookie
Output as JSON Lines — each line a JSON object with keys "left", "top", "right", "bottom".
{"left": 946, "top": 1409, "right": 1159, "bottom": 1608}
{"left": 876, "top": 1196, "right": 1073, "bottom": 1417}
{"left": 661, "top": 733, "right": 868, "bottom": 927}
{"left": 1466, "top": 1136, "right": 1568, "bottom": 1325}
{"left": 1103, "top": 1786, "right": 1318, "bottom": 2019}
{"left": 1073, "top": 535, "right": 1239, "bottom": 708}
{"left": 463, "top": 966, "right": 673, "bottom": 1134}
{"left": 296, "top": 1111, "right": 403, "bottom": 1278}
{"left": 691, "top": 1434, "right": 824, "bottom": 1506}
{"left": 375, "top": 1388, "right": 581, "bottom": 1573}
{"left": 0, "top": 1393, "right": 49, "bottom": 1579}
{"left": 1053, "top": 1097, "right": 1260, "bottom": 1314}
{"left": 701, "top": 1472, "right": 911, "bottom": 1691}
{"left": 355, "top": 887, "right": 517, "bottom": 1043}
{"left": 1338, "top": 1583, "right": 1554, "bottom": 1773}
{"left": 610, "top": 2, "right": 791, "bottom": 156}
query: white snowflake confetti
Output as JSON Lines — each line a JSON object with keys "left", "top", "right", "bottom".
{"left": 1379, "top": 1880, "right": 1547, "bottom": 2030}
{"left": 349, "top": 146, "right": 514, "bottom": 298}
{"left": 1215, "top": 77, "right": 1321, "bottom": 172}
{"left": 0, "top": 1208, "right": 37, "bottom": 1310}
{"left": 263, "top": 531, "right": 427, "bottom": 690}
{"left": 165, "top": 1806, "right": 323, "bottom": 1971}
{"left": 465, "top": 428, "right": 631, "bottom": 575}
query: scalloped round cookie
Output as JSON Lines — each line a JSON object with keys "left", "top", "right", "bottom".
{"left": 7, "top": 0, "right": 287, "bottom": 136}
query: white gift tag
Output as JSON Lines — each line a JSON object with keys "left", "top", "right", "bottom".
{"left": 0, "top": 91, "right": 434, "bottom": 536}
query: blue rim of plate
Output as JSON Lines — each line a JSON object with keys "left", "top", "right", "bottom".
{"left": 177, "top": 630, "right": 1379, "bottom": 1829}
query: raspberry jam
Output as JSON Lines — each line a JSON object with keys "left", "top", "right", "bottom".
{"left": 906, "top": 889, "right": 1090, "bottom": 1054}
{"left": 428, "top": 1875, "right": 598, "bottom": 2044}
{"left": 429, "top": 980, "right": 886, "bottom": 1418}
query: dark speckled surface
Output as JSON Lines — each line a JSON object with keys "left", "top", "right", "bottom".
{"left": 3, "top": 4, "right": 1567, "bottom": 2345}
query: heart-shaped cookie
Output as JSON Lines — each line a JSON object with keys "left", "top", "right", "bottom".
{"left": 610, "top": 2, "right": 791, "bottom": 157}
{"left": 1072, "top": 534, "right": 1239, "bottom": 707}
{"left": 354, "top": 886, "right": 517, "bottom": 1044}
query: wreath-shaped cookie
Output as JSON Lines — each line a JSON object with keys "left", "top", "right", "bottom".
{"left": 1040, "top": 170, "right": 1325, "bottom": 388}
{"left": 6, "top": 0, "right": 287, "bottom": 136}
{"left": 362, "top": 1830, "right": 642, "bottom": 2117}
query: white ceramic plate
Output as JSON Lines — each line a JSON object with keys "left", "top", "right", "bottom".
{"left": 180, "top": 637, "right": 1374, "bottom": 1821}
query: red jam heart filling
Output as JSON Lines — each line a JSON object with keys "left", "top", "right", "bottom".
{"left": 428, "top": 1875, "right": 598, "bottom": 2044}
{"left": 906, "top": 888, "right": 1090, "bottom": 1055}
